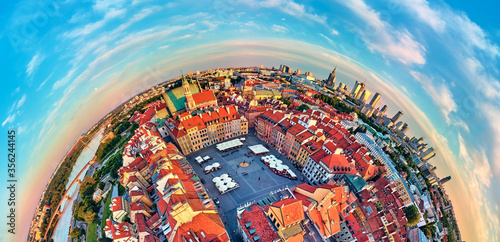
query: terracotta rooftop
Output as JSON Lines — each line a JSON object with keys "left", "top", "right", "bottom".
{"left": 270, "top": 198, "right": 305, "bottom": 227}
{"left": 192, "top": 90, "right": 216, "bottom": 105}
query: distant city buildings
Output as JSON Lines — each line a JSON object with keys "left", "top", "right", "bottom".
{"left": 369, "top": 92, "right": 381, "bottom": 107}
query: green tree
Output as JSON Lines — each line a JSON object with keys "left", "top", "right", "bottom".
{"left": 69, "top": 227, "right": 83, "bottom": 238}
{"left": 297, "top": 104, "right": 310, "bottom": 112}
{"left": 403, "top": 205, "right": 421, "bottom": 226}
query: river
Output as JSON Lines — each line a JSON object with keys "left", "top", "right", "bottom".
{"left": 52, "top": 130, "right": 104, "bottom": 242}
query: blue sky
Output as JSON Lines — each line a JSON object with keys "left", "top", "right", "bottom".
{"left": 1, "top": 0, "right": 499, "bottom": 241}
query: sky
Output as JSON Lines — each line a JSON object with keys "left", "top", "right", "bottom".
{"left": 1, "top": 0, "right": 499, "bottom": 241}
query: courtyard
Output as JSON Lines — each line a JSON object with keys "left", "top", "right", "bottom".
{"left": 184, "top": 129, "right": 308, "bottom": 241}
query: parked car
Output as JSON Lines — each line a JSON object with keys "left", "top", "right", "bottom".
{"left": 213, "top": 198, "right": 220, "bottom": 205}
{"left": 200, "top": 178, "right": 206, "bottom": 184}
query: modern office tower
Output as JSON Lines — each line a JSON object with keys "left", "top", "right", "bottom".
{"left": 296, "top": 69, "right": 301, "bottom": 75}
{"left": 421, "top": 147, "right": 436, "bottom": 161}
{"left": 305, "top": 72, "right": 313, "bottom": 76}
{"left": 355, "top": 83, "right": 366, "bottom": 99}
{"left": 351, "top": 81, "right": 361, "bottom": 97}
{"left": 439, "top": 176, "right": 452, "bottom": 185}
{"left": 391, "top": 111, "right": 403, "bottom": 123}
{"left": 338, "top": 82, "right": 346, "bottom": 91}
{"left": 394, "top": 121, "right": 404, "bottom": 130}
{"left": 369, "top": 92, "right": 381, "bottom": 107}
{"left": 327, "top": 66, "right": 336, "bottom": 86}
{"left": 379, "top": 105, "right": 388, "bottom": 117}
{"left": 359, "top": 90, "right": 371, "bottom": 103}
{"left": 400, "top": 123, "right": 409, "bottom": 133}
{"left": 279, "top": 64, "right": 291, "bottom": 73}
{"left": 417, "top": 137, "right": 424, "bottom": 145}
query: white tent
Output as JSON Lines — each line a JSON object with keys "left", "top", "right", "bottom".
{"left": 212, "top": 162, "right": 220, "bottom": 167}
{"left": 204, "top": 165, "right": 213, "bottom": 171}
{"left": 218, "top": 185, "right": 228, "bottom": 193}
{"left": 195, "top": 156, "right": 204, "bottom": 164}
{"left": 227, "top": 181, "right": 236, "bottom": 188}
{"left": 212, "top": 177, "right": 222, "bottom": 183}
{"left": 203, "top": 156, "right": 211, "bottom": 161}
{"left": 248, "top": 144, "right": 269, "bottom": 155}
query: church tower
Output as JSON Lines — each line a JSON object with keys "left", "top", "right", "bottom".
{"left": 327, "top": 65, "right": 336, "bottom": 86}
{"left": 182, "top": 72, "right": 196, "bottom": 111}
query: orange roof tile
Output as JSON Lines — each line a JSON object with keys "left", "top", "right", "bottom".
{"left": 270, "top": 198, "right": 305, "bottom": 226}
{"left": 192, "top": 90, "right": 216, "bottom": 105}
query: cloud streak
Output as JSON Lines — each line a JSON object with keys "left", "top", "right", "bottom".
{"left": 336, "top": 0, "right": 426, "bottom": 65}
{"left": 26, "top": 53, "right": 44, "bottom": 77}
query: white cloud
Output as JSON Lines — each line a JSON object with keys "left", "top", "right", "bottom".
{"left": 337, "top": 0, "right": 426, "bottom": 65}
{"left": 158, "top": 45, "right": 169, "bottom": 50}
{"left": 68, "top": 11, "right": 89, "bottom": 24}
{"left": 16, "top": 94, "right": 26, "bottom": 109}
{"left": 462, "top": 57, "right": 500, "bottom": 100}
{"left": 11, "top": 87, "right": 20, "bottom": 96}
{"left": 52, "top": 67, "right": 77, "bottom": 90}
{"left": 458, "top": 134, "right": 492, "bottom": 187}
{"left": 240, "top": 0, "right": 326, "bottom": 25}
{"left": 26, "top": 53, "right": 44, "bottom": 77}
{"left": 37, "top": 73, "right": 53, "bottom": 91}
{"left": 392, "top": 0, "right": 445, "bottom": 32}
{"left": 319, "top": 33, "right": 335, "bottom": 46}
{"left": 410, "top": 72, "right": 455, "bottom": 118}
{"left": 2, "top": 114, "right": 16, "bottom": 127}
{"left": 410, "top": 71, "right": 470, "bottom": 132}
{"left": 272, "top": 24, "right": 287, "bottom": 32}
{"left": 331, "top": 29, "right": 339, "bottom": 35}
{"left": 63, "top": 8, "right": 126, "bottom": 39}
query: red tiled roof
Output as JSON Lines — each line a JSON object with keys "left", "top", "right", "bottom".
{"left": 130, "top": 201, "right": 145, "bottom": 211}
{"left": 296, "top": 183, "right": 317, "bottom": 193}
{"left": 323, "top": 141, "right": 338, "bottom": 153}
{"left": 192, "top": 90, "right": 216, "bottom": 105}
{"left": 270, "top": 198, "right": 305, "bottom": 226}
{"left": 112, "top": 196, "right": 124, "bottom": 212}
{"left": 296, "top": 130, "right": 314, "bottom": 143}
{"left": 320, "top": 154, "right": 351, "bottom": 171}
{"left": 181, "top": 115, "right": 206, "bottom": 130}
{"left": 174, "top": 213, "right": 229, "bottom": 242}
{"left": 238, "top": 205, "right": 279, "bottom": 242}
{"left": 310, "top": 149, "right": 328, "bottom": 163}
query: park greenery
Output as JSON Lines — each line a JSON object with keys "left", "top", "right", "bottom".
{"left": 279, "top": 97, "right": 292, "bottom": 107}
{"left": 100, "top": 193, "right": 112, "bottom": 236}
{"left": 37, "top": 131, "right": 97, "bottom": 237}
{"left": 297, "top": 104, "right": 310, "bottom": 111}
{"left": 403, "top": 205, "right": 421, "bottom": 226}
{"left": 69, "top": 227, "right": 84, "bottom": 239}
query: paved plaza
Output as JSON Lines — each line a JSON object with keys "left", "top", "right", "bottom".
{"left": 184, "top": 130, "right": 308, "bottom": 241}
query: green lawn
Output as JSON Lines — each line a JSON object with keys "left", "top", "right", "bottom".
{"left": 87, "top": 221, "right": 98, "bottom": 242}
{"left": 100, "top": 193, "right": 112, "bottom": 236}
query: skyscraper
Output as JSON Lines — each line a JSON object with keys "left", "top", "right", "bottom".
{"left": 327, "top": 66, "right": 336, "bottom": 86}
{"left": 439, "top": 176, "right": 451, "bottom": 185}
{"left": 338, "top": 82, "right": 346, "bottom": 91}
{"left": 379, "top": 105, "right": 388, "bottom": 117}
{"left": 359, "top": 90, "right": 371, "bottom": 103}
{"left": 279, "top": 64, "right": 291, "bottom": 73}
{"left": 355, "top": 83, "right": 366, "bottom": 99}
{"left": 400, "top": 123, "right": 409, "bottom": 133}
{"left": 421, "top": 147, "right": 436, "bottom": 161}
{"left": 351, "top": 80, "right": 362, "bottom": 97}
{"left": 369, "top": 93, "right": 381, "bottom": 107}
{"left": 391, "top": 111, "right": 403, "bottom": 123}
{"left": 296, "top": 69, "right": 301, "bottom": 75}
{"left": 394, "top": 121, "right": 404, "bottom": 130}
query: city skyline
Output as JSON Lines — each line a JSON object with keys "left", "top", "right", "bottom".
{"left": 1, "top": 0, "right": 500, "bottom": 241}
